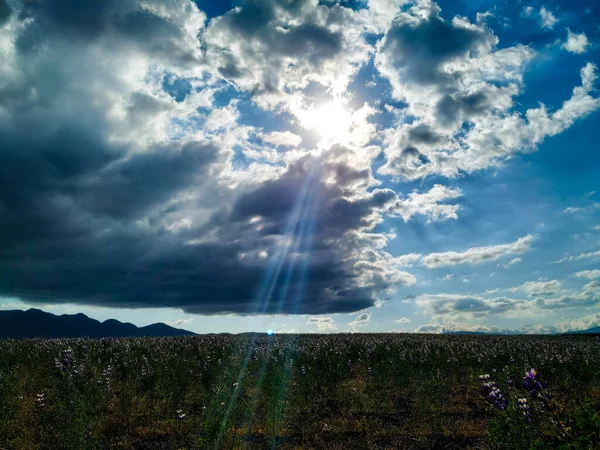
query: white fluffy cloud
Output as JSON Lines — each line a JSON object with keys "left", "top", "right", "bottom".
{"left": 574, "top": 270, "right": 600, "bottom": 280}
{"left": 413, "top": 276, "right": 599, "bottom": 322}
{"left": 395, "top": 317, "right": 412, "bottom": 324}
{"left": 555, "top": 250, "right": 600, "bottom": 264}
{"left": 539, "top": 7, "right": 558, "bottom": 30}
{"left": 499, "top": 257, "right": 522, "bottom": 268}
{"left": 414, "top": 294, "right": 524, "bottom": 318}
{"left": 307, "top": 317, "right": 337, "bottom": 331}
{"left": 375, "top": 1, "right": 598, "bottom": 181}
{"left": 261, "top": 131, "right": 302, "bottom": 148}
{"left": 349, "top": 312, "right": 372, "bottom": 328}
{"left": 421, "top": 235, "right": 534, "bottom": 268}
{"left": 509, "top": 280, "right": 564, "bottom": 297}
{"left": 562, "top": 29, "right": 589, "bottom": 54}
{"left": 202, "top": 0, "right": 372, "bottom": 107}
{"left": 393, "top": 184, "right": 462, "bottom": 222}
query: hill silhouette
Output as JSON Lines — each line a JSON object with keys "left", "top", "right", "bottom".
{"left": 0, "top": 308, "right": 195, "bottom": 338}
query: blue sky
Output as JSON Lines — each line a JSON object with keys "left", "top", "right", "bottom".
{"left": 0, "top": 0, "right": 598, "bottom": 333}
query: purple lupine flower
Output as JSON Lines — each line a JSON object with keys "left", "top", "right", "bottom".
{"left": 518, "top": 397, "right": 533, "bottom": 422}
{"left": 523, "top": 368, "right": 544, "bottom": 398}
{"left": 56, "top": 348, "right": 75, "bottom": 373}
{"left": 481, "top": 375, "right": 509, "bottom": 410}
{"left": 487, "top": 386, "right": 509, "bottom": 410}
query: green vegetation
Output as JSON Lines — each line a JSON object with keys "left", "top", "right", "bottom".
{"left": 0, "top": 334, "right": 599, "bottom": 449}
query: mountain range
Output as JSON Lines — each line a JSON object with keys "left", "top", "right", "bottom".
{"left": 1, "top": 308, "right": 598, "bottom": 338}
{"left": 0, "top": 308, "right": 195, "bottom": 339}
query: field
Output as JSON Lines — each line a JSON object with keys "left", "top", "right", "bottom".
{"left": 1, "top": 334, "right": 599, "bottom": 449}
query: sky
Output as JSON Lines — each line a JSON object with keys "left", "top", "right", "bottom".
{"left": 0, "top": 0, "right": 599, "bottom": 334}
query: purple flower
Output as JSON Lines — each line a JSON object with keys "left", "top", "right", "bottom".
{"left": 518, "top": 398, "right": 533, "bottom": 422}
{"left": 522, "top": 368, "right": 549, "bottom": 401}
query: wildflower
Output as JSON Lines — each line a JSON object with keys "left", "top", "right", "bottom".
{"left": 487, "top": 386, "right": 509, "bottom": 410}
{"left": 518, "top": 398, "right": 532, "bottom": 422}
{"left": 522, "top": 368, "right": 547, "bottom": 399}
{"left": 481, "top": 375, "right": 508, "bottom": 410}
{"left": 103, "top": 365, "right": 113, "bottom": 393}
{"left": 35, "top": 393, "right": 46, "bottom": 408}
{"left": 176, "top": 409, "right": 186, "bottom": 420}
{"left": 56, "top": 348, "right": 75, "bottom": 373}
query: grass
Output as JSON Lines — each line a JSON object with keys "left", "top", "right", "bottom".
{"left": 0, "top": 333, "right": 599, "bottom": 449}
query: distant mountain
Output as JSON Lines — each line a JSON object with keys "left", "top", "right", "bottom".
{"left": 567, "top": 326, "right": 600, "bottom": 334}
{"left": 0, "top": 308, "right": 196, "bottom": 339}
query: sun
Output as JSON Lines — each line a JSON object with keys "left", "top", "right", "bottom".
{"left": 298, "top": 98, "right": 354, "bottom": 144}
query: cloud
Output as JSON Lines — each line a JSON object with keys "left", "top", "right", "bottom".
{"left": 0, "top": 0, "right": 596, "bottom": 321}
{"left": 349, "top": 312, "right": 371, "bottom": 328}
{"left": 0, "top": 0, "right": 418, "bottom": 316}
{"left": 521, "top": 6, "right": 534, "bottom": 17}
{"left": 509, "top": 280, "right": 563, "bottom": 297}
{"left": 415, "top": 277, "right": 599, "bottom": 319}
{"left": 395, "top": 317, "right": 412, "bottom": 324}
{"left": 556, "top": 313, "right": 600, "bottom": 332}
{"left": 393, "top": 184, "right": 462, "bottom": 222}
{"left": 261, "top": 131, "right": 302, "bottom": 148}
{"left": 499, "top": 257, "right": 522, "bottom": 268}
{"left": 414, "top": 323, "right": 520, "bottom": 334}
{"left": 539, "top": 7, "right": 558, "bottom": 29}
{"left": 414, "top": 286, "right": 599, "bottom": 321}
{"left": 535, "top": 290, "right": 599, "bottom": 310}
{"left": 375, "top": 2, "right": 598, "bottom": 181}
{"left": 395, "top": 253, "right": 423, "bottom": 267}
{"left": 563, "top": 207, "right": 585, "bottom": 214}
{"left": 414, "top": 294, "right": 523, "bottom": 317}
{"left": 554, "top": 250, "right": 600, "bottom": 264}
{"left": 307, "top": 316, "right": 337, "bottom": 331}
{"left": 562, "top": 29, "right": 589, "bottom": 54}
{"left": 574, "top": 270, "right": 600, "bottom": 280}
{"left": 202, "top": 0, "right": 371, "bottom": 106}
{"left": 421, "top": 235, "right": 534, "bottom": 268}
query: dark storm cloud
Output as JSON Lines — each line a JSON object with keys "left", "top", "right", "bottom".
{"left": 0, "top": 0, "right": 407, "bottom": 315}
{"left": 0, "top": 152, "right": 379, "bottom": 314}
{"left": 78, "top": 142, "right": 220, "bottom": 219}
{"left": 230, "top": 158, "right": 395, "bottom": 239}
{"left": 0, "top": 0, "right": 10, "bottom": 25}
{"left": 15, "top": 0, "right": 203, "bottom": 66}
